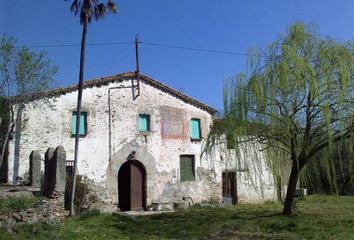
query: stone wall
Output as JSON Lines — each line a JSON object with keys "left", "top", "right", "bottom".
{"left": 7, "top": 77, "right": 280, "bottom": 204}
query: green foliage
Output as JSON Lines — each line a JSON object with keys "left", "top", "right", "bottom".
{"left": 0, "top": 37, "right": 57, "bottom": 99}
{"left": 206, "top": 22, "right": 354, "bottom": 213}
{"left": 301, "top": 140, "right": 354, "bottom": 194}
{"left": 67, "top": 0, "right": 117, "bottom": 25}
{"left": 1, "top": 195, "right": 353, "bottom": 239}
{"left": 0, "top": 196, "right": 37, "bottom": 216}
{"left": 65, "top": 175, "right": 91, "bottom": 213}
{"left": 0, "top": 36, "right": 58, "bottom": 170}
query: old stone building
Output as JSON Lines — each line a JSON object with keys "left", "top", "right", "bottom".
{"left": 5, "top": 72, "right": 278, "bottom": 210}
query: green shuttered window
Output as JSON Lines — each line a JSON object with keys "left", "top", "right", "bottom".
{"left": 138, "top": 114, "right": 150, "bottom": 132}
{"left": 190, "top": 118, "right": 201, "bottom": 140}
{"left": 71, "top": 112, "right": 87, "bottom": 137}
{"left": 180, "top": 155, "right": 195, "bottom": 181}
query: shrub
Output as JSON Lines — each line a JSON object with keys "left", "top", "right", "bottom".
{"left": 64, "top": 175, "right": 90, "bottom": 213}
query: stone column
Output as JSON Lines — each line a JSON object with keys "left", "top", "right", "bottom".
{"left": 54, "top": 146, "right": 66, "bottom": 192}
{"left": 29, "top": 150, "right": 41, "bottom": 189}
{"left": 43, "top": 148, "right": 55, "bottom": 196}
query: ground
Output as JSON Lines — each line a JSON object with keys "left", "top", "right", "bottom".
{"left": 1, "top": 195, "right": 353, "bottom": 239}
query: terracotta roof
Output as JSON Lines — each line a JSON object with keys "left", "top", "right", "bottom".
{"left": 14, "top": 71, "right": 217, "bottom": 114}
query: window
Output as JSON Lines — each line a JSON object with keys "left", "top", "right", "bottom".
{"left": 138, "top": 114, "right": 150, "bottom": 132}
{"left": 71, "top": 111, "right": 87, "bottom": 137}
{"left": 190, "top": 118, "right": 201, "bottom": 141}
{"left": 180, "top": 155, "right": 195, "bottom": 181}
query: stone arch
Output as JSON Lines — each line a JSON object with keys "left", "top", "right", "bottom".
{"left": 106, "top": 142, "right": 158, "bottom": 205}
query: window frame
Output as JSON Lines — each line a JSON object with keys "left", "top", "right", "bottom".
{"left": 71, "top": 111, "right": 88, "bottom": 138}
{"left": 190, "top": 118, "right": 202, "bottom": 141}
{"left": 138, "top": 113, "right": 151, "bottom": 133}
{"left": 180, "top": 155, "right": 195, "bottom": 182}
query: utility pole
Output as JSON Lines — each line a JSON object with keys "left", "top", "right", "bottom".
{"left": 134, "top": 34, "right": 140, "bottom": 99}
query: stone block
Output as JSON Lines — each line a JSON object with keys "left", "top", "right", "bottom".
{"left": 152, "top": 201, "right": 173, "bottom": 211}
{"left": 43, "top": 146, "right": 66, "bottom": 196}
{"left": 29, "top": 150, "right": 41, "bottom": 189}
{"left": 173, "top": 200, "right": 189, "bottom": 210}
{"left": 43, "top": 148, "right": 55, "bottom": 196}
{"left": 54, "top": 146, "right": 66, "bottom": 192}
{"left": 222, "top": 197, "right": 233, "bottom": 206}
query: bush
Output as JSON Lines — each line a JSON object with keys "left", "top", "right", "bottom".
{"left": 64, "top": 175, "right": 90, "bottom": 213}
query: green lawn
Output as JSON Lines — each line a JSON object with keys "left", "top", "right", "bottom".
{"left": 1, "top": 195, "right": 354, "bottom": 240}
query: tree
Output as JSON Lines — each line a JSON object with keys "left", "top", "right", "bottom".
{"left": 207, "top": 22, "right": 354, "bottom": 215}
{"left": 0, "top": 37, "right": 57, "bottom": 177}
{"left": 65, "top": 0, "right": 117, "bottom": 216}
{"left": 301, "top": 139, "right": 354, "bottom": 195}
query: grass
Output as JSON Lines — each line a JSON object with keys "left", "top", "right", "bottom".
{"left": 1, "top": 195, "right": 353, "bottom": 239}
{"left": 0, "top": 196, "right": 38, "bottom": 216}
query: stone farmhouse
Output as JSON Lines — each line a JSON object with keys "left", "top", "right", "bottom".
{"left": 4, "top": 72, "right": 279, "bottom": 211}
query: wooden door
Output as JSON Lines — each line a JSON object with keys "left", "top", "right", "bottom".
{"left": 222, "top": 171, "right": 237, "bottom": 204}
{"left": 118, "top": 161, "right": 131, "bottom": 211}
{"left": 118, "top": 160, "right": 146, "bottom": 211}
{"left": 130, "top": 162, "right": 144, "bottom": 211}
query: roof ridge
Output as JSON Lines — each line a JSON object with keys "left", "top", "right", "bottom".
{"left": 12, "top": 71, "right": 217, "bottom": 114}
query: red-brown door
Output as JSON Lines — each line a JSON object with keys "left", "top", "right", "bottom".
{"left": 118, "top": 160, "right": 146, "bottom": 211}
{"left": 130, "top": 162, "right": 144, "bottom": 211}
{"left": 222, "top": 171, "right": 237, "bottom": 204}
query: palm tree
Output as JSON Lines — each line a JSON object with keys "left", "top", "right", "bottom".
{"left": 65, "top": 0, "right": 117, "bottom": 216}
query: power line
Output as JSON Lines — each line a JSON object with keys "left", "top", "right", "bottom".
{"left": 21, "top": 41, "right": 134, "bottom": 48}
{"left": 18, "top": 40, "right": 255, "bottom": 57}
{"left": 141, "top": 42, "right": 250, "bottom": 56}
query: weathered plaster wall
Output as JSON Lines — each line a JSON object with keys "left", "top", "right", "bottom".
{"left": 203, "top": 140, "right": 278, "bottom": 203}
{"left": 7, "top": 77, "right": 278, "bottom": 205}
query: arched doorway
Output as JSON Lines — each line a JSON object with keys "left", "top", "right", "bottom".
{"left": 118, "top": 160, "right": 146, "bottom": 211}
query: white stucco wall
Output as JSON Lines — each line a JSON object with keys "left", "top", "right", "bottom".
{"left": 7, "top": 76, "right": 278, "bottom": 204}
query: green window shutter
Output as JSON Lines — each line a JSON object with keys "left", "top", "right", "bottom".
{"left": 186, "top": 158, "right": 194, "bottom": 180}
{"left": 71, "top": 113, "right": 77, "bottom": 135}
{"left": 180, "top": 157, "right": 188, "bottom": 181}
{"left": 139, "top": 114, "right": 150, "bottom": 132}
{"left": 180, "top": 157, "right": 186, "bottom": 181}
{"left": 71, "top": 112, "right": 87, "bottom": 136}
{"left": 180, "top": 155, "right": 195, "bottom": 181}
{"left": 79, "top": 113, "right": 86, "bottom": 134}
{"left": 190, "top": 119, "right": 201, "bottom": 140}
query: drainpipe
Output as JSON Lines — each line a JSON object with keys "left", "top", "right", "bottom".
{"left": 108, "top": 82, "right": 139, "bottom": 160}
{"left": 109, "top": 35, "right": 141, "bottom": 159}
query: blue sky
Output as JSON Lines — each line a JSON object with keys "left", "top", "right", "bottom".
{"left": 1, "top": 0, "right": 353, "bottom": 110}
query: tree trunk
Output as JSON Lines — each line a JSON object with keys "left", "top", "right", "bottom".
{"left": 0, "top": 104, "right": 13, "bottom": 171}
{"left": 70, "top": 17, "right": 88, "bottom": 216}
{"left": 0, "top": 121, "right": 13, "bottom": 172}
{"left": 282, "top": 163, "right": 300, "bottom": 215}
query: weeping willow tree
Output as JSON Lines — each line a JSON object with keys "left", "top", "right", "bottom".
{"left": 301, "top": 138, "right": 354, "bottom": 195}
{"left": 207, "top": 22, "right": 354, "bottom": 215}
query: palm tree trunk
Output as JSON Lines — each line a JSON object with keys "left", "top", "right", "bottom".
{"left": 70, "top": 16, "right": 88, "bottom": 216}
